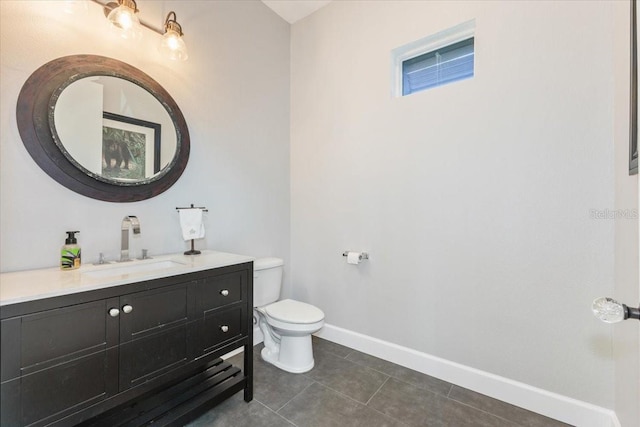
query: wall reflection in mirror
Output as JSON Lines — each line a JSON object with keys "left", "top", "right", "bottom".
{"left": 53, "top": 76, "right": 177, "bottom": 184}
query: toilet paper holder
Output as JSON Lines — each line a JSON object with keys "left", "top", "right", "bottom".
{"left": 342, "top": 251, "right": 369, "bottom": 261}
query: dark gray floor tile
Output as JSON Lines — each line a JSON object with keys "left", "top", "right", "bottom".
{"left": 305, "top": 348, "right": 390, "bottom": 403}
{"left": 185, "top": 392, "right": 293, "bottom": 427}
{"left": 254, "top": 353, "right": 316, "bottom": 411}
{"left": 368, "top": 378, "right": 516, "bottom": 427}
{"left": 221, "top": 341, "right": 561, "bottom": 427}
{"left": 346, "top": 350, "right": 453, "bottom": 396}
{"left": 448, "top": 386, "right": 571, "bottom": 427}
{"left": 225, "top": 346, "right": 315, "bottom": 411}
{"left": 278, "top": 382, "right": 404, "bottom": 427}
{"left": 312, "top": 335, "right": 353, "bottom": 358}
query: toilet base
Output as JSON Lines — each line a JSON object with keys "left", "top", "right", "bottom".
{"left": 261, "top": 334, "right": 315, "bottom": 373}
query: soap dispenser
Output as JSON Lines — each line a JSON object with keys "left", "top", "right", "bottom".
{"left": 61, "top": 231, "right": 81, "bottom": 270}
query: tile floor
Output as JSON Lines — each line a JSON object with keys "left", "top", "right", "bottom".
{"left": 187, "top": 337, "right": 571, "bottom": 427}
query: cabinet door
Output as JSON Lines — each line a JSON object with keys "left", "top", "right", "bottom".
{"left": 1, "top": 298, "right": 119, "bottom": 427}
{"left": 119, "top": 283, "right": 190, "bottom": 391}
{"left": 194, "top": 270, "right": 248, "bottom": 359}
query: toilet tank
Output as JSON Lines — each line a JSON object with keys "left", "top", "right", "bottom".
{"left": 253, "top": 257, "right": 284, "bottom": 307}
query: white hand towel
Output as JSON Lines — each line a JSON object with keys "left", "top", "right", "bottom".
{"left": 179, "top": 209, "right": 205, "bottom": 241}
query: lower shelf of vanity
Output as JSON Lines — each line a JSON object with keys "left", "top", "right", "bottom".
{"left": 78, "top": 358, "right": 246, "bottom": 427}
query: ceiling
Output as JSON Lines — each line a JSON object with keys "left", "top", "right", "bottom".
{"left": 261, "top": 0, "right": 332, "bottom": 24}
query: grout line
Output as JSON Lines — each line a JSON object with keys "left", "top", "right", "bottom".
{"left": 312, "top": 380, "right": 376, "bottom": 406}
{"left": 254, "top": 399, "right": 298, "bottom": 426}
{"left": 366, "top": 405, "right": 412, "bottom": 427}
{"left": 364, "top": 376, "right": 389, "bottom": 406}
{"left": 446, "top": 383, "right": 454, "bottom": 397}
{"left": 275, "top": 380, "right": 316, "bottom": 413}
{"left": 343, "top": 353, "right": 453, "bottom": 398}
{"left": 285, "top": 381, "right": 412, "bottom": 427}
{"left": 445, "top": 395, "right": 529, "bottom": 427}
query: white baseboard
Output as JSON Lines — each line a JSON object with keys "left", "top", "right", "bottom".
{"left": 315, "top": 324, "right": 619, "bottom": 427}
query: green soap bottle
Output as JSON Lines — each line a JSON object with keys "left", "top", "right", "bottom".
{"left": 61, "top": 231, "right": 81, "bottom": 270}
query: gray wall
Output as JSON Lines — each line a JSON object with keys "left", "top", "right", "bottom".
{"left": 0, "top": 0, "right": 292, "bottom": 295}
{"left": 290, "top": 0, "right": 621, "bottom": 409}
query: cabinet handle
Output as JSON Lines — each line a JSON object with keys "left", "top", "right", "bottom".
{"left": 220, "top": 289, "right": 229, "bottom": 297}
{"left": 220, "top": 325, "right": 229, "bottom": 333}
{"left": 122, "top": 304, "right": 133, "bottom": 314}
{"left": 109, "top": 308, "right": 120, "bottom": 317}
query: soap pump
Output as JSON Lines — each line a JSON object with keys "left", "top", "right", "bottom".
{"left": 61, "top": 231, "right": 81, "bottom": 270}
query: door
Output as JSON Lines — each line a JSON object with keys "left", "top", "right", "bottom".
{"left": 118, "top": 283, "right": 190, "bottom": 391}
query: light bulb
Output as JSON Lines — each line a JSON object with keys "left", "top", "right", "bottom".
{"left": 107, "top": 1, "right": 141, "bottom": 40}
{"left": 159, "top": 29, "right": 188, "bottom": 61}
{"left": 592, "top": 297, "right": 626, "bottom": 323}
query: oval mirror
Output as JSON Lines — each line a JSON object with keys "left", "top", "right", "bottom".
{"left": 17, "top": 55, "right": 190, "bottom": 202}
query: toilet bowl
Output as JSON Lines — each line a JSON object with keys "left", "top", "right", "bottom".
{"left": 253, "top": 258, "right": 324, "bottom": 373}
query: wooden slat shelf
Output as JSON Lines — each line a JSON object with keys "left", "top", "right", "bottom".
{"left": 80, "top": 359, "right": 245, "bottom": 427}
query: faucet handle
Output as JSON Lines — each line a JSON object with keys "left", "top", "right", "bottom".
{"left": 138, "top": 249, "right": 152, "bottom": 260}
{"left": 94, "top": 253, "right": 109, "bottom": 265}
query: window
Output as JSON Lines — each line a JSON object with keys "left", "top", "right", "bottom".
{"left": 402, "top": 38, "right": 474, "bottom": 95}
{"left": 391, "top": 20, "right": 475, "bottom": 97}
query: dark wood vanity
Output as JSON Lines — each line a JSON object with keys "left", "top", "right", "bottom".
{"left": 0, "top": 260, "right": 253, "bottom": 427}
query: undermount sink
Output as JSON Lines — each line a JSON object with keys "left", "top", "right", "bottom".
{"left": 82, "top": 260, "right": 187, "bottom": 279}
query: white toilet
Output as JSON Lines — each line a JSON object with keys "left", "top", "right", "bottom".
{"left": 253, "top": 257, "right": 324, "bottom": 373}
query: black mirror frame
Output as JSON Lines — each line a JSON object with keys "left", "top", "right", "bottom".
{"left": 16, "top": 55, "right": 190, "bottom": 202}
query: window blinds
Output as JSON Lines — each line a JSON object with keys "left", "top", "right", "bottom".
{"left": 402, "top": 38, "right": 474, "bottom": 96}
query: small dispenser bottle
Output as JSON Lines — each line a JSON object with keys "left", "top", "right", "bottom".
{"left": 61, "top": 231, "right": 81, "bottom": 270}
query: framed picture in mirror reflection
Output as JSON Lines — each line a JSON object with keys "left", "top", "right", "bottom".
{"left": 102, "top": 112, "right": 161, "bottom": 181}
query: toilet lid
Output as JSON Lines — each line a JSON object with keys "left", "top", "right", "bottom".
{"left": 265, "top": 299, "right": 325, "bottom": 324}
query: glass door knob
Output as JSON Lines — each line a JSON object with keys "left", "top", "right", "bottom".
{"left": 592, "top": 297, "right": 640, "bottom": 323}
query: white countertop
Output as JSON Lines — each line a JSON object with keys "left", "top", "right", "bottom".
{"left": 0, "top": 250, "right": 254, "bottom": 306}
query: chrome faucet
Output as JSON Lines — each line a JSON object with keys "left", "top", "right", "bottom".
{"left": 120, "top": 216, "right": 141, "bottom": 262}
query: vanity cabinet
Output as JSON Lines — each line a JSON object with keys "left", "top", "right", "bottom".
{"left": 0, "top": 261, "right": 253, "bottom": 427}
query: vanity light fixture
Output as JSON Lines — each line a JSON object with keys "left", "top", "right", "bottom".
{"left": 106, "top": 0, "right": 142, "bottom": 40}
{"left": 93, "top": 1, "right": 189, "bottom": 61}
{"left": 159, "top": 12, "right": 188, "bottom": 61}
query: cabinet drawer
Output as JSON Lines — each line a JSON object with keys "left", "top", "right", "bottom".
{"left": 21, "top": 300, "right": 116, "bottom": 372}
{"left": 120, "top": 283, "right": 188, "bottom": 343}
{"left": 197, "top": 271, "right": 246, "bottom": 313}
{"left": 201, "top": 306, "right": 243, "bottom": 355}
